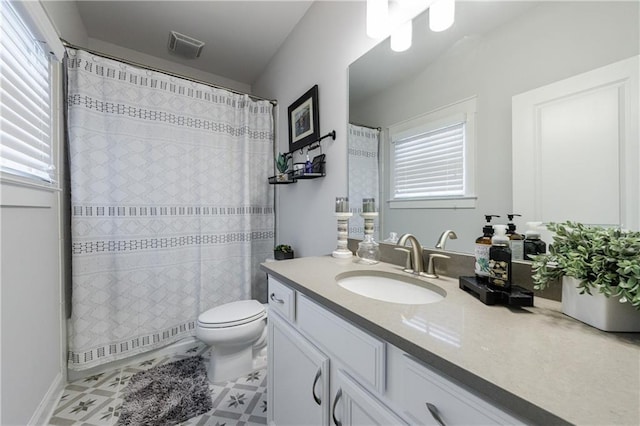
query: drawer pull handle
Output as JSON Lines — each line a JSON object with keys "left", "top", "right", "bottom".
{"left": 426, "top": 402, "right": 446, "bottom": 426}
{"left": 270, "top": 293, "right": 284, "bottom": 304}
{"left": 332, "top": 388, "right": 343, "bottom": 426}
{"left": 312, "top": 368, "right": 322, "bottom": 405}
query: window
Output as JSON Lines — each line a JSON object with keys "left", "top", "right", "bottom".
{"left": 0, "top": 0, "right": 63, "bottom": 186}
{"left": 389, "top": 97, "right": 476, "bottom": 209}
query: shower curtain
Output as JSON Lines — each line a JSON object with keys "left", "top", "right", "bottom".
{"left": 348, "top": 124, "right": 380, "bottom": 239}
{"left": 65, "top": 48, "right": 274, "bottom": 370}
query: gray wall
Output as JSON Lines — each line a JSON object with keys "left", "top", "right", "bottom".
{"left": 253, "top": 1, "right": 377, "bottom": 256}
{"left": 350, "top": 1, "right": 639, "bottom": 253}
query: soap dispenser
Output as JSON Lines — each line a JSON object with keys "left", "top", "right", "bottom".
{"left": 506, "top": 214, "right": 524, "bottom": 261}
{"left": 475, "top": 215, "right": 499, "bottom": 281}
{"left": 489, "top": 224, "right": 512, "bottom": 291}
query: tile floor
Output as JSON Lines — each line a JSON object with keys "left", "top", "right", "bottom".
{"left": 49, "top": 343, "right": 268, "bottom": 425}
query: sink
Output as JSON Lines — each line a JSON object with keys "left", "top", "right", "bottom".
{"left": 335, "top": 271, "right": 446, "bottom": 305}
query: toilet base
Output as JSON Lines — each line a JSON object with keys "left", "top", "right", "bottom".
{"left": 207, "top": 345, "right": 255, "bottom": 383}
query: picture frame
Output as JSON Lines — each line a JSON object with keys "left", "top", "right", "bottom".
{"left": 288, "top": 85, "right": 320, "bottom": 152}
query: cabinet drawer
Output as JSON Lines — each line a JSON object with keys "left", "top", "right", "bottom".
{"left": 400, "top": 355, "right": 524, "bottom": 425}
{"left": 297, "top": 294, "right": 385, "bottom": 393}
{"left": 268, "top": 276, "right": 295, "bottom": 322}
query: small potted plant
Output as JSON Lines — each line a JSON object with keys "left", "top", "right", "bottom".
{"left": 274, "top": 244, "right": 294, "bottom": 260}
{"left": 275, "top": 153, "right": 289, "bottom": 182}
{"left": 531, "top": 221, "right": 640, "bottom": 331}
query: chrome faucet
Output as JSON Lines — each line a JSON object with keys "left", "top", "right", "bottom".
{"left": 395, "top": 233, "right": 426, "bottom": 276}
{"left": 435, "top": 230, "right": 458, "bottom": 250}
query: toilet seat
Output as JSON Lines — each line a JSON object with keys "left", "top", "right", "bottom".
{"left": 198, "top": 300, "right": 266, "bottom": 329}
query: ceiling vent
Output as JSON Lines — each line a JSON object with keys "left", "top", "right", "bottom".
{"left": 168, "top": 31, "right": 205, "bottom": 59}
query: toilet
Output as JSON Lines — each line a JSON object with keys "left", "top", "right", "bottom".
{"left": 196, "top": 299, "right": 267, "bottom": 383}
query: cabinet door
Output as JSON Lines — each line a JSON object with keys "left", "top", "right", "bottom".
{"left": 332, "top": 370, "right": 407, "bottom": 426}
{"left": 268, "top": 311, "right": 330, "bottom": 426}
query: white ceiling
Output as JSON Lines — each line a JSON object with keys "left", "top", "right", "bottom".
{"left": 73, "top": 1, "right": 314, "bottom": 85}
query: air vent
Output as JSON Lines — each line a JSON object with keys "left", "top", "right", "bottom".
{"left": 168, "top": 31, "right": 205, "bottom": 59}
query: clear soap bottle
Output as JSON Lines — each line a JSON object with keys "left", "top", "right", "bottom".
{"left": 475, "top": 215, "right": 499, "bottom": 281}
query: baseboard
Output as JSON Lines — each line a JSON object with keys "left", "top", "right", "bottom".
{"left": 28, "top": 372, "right": 64, "bottom": 426}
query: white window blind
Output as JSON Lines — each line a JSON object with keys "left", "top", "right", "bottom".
{"left": 0, "top": 0, "right": 54, "bottom": 184}
{"left": 392, "top": 121, "right": 465, "bottom": 199}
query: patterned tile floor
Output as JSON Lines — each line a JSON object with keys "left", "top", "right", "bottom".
{"left": 49, "top": 343, "right": 268, "bottom": 426}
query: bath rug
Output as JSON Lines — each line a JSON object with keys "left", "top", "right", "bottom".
{"left": 117, "top": 356, "right": 212, "bottom": 426}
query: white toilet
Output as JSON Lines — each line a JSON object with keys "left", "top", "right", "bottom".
{"left": 196, "top": 299, "right": 267, "bottom": 383}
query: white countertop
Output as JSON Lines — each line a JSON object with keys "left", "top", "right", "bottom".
{"left": 261, "top": 256, "right": 640, "bottom": 425}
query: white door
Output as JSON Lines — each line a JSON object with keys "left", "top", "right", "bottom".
{"left": 512, "top": 55, "right": 639, "bottom": 230}
{"left": 268, "top": 312, "right": 330, "bottom": 426}
{"left": 332, "top": 370, "right": 407, "bottom": 426}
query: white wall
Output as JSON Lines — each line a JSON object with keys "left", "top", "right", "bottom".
{"left": 253, "top": 1, "right": 377, "bottom": 256}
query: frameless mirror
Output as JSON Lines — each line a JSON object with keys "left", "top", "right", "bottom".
{"left": 348, "top": 1, "right": 639, "bottom": 254}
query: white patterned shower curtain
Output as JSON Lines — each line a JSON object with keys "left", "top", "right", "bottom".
{"left": 348, "top": 124, "right": 380, "bottom": 239}
{"left": 65, "top": 49, "right": 274, "bottom": 370}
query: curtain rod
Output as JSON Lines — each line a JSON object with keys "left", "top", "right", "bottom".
{"left": 349, "top": 122, "right": 381, "bottom": 131}
{"left": 60, "top": 39, "right": 277, "bottom": 106}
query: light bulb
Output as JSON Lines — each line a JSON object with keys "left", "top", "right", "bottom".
{"left": 429, "top": 0, "right": 455, "bottom": 32}
{"left": 367, "top": 0, "right": 389, "bottom": 39}
{"left": 390, "top": 19, "right": 412, "bottom": 52}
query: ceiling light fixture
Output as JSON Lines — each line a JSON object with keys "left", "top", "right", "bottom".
{"left": 390, "top": 19, "right": 412, "bottom": 52}
{"left": 366, "top": 0, "right": 389, "bottom": 39}
{"left": 429, "top": 0, "right": 455, "bottom": 32}
{"left": 366, "top": 0, "right": 455, "bottom": 51}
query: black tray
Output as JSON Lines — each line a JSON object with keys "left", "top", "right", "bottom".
{"left": 459, "top": 276, "right": 534, "bottom": 307}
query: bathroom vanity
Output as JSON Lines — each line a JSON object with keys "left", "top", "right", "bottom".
{"left": 261, "top": 256, "right": 640, "bottom": 425}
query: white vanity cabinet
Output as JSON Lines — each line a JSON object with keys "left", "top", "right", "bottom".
{"left": 267, "top": 275, "right": 525, "bottom": 426}
{"left": 267, "top": 312, "right": 330, "bottom": 425}
{"left": 333, "top": 369, "right": 407, "bottom": 426}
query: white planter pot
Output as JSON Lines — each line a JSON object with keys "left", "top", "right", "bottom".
{"left": 562, "top": 276, "right": 640, "bottom": 332}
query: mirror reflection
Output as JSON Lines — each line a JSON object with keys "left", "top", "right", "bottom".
{"left": 348, "top": 1, "right": 639, "bottom": 254}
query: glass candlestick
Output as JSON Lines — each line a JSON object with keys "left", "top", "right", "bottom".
{"left": 332, "top": 212, "right": 353, "bottom": 258}
{"left": 362, "top": 198, "right": 376, "bottom": 213}
{"left": 335, "top": 197, "right": 349, "bottom": 213}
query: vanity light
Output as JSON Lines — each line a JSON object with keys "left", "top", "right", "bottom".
{"left": 366, "top": 0, "right": 388, "bottom": 39}
{"left": 390, "top": 19, "right": 412, "bottom": 52}
{"left": 429, "top": 0, "right": 455, "bottom": 32}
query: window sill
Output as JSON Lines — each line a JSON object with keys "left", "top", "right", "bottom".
{"left": 1, "top": 176, "right": 60, "bottom": 208}
{"left": 389, "top": 196, "right": 476, "bottom": 209}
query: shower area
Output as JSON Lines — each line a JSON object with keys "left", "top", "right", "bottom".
{"left": 64, "top": 47, "right": 275, "bottom": 372}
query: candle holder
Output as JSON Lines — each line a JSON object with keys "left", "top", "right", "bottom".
{"left": 332, "top": 212, "right": 353, "bottom": 258}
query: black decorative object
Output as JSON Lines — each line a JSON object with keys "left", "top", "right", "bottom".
{"left": 288, "top": 85, "right": 320, "bottom": 152}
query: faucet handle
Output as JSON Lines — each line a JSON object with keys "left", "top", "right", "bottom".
{"left": 394, "top": 247, "right": 413, "bottom": 273}
{"left": 423, "top": 253, "right": 450, "bottom": 279}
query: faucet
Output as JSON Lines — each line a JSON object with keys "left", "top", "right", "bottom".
{"left": 395, "top": 234, "right": 426, "bottom": 276}
{"left": 435, "top": 230, "right": 458, "bottom": 250}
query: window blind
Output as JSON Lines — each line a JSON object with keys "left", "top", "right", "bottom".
{"left": 0, "top": 0, "right": 54, "bottom": 184}
{"left": 392, "top": 122, "right": 465, "bottom": 198}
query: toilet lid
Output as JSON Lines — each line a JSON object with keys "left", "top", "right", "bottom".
{"left": 198, "top": 300, "right": 266, "bottom": 328}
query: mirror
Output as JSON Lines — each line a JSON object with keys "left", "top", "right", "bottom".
{"left": 348, "top": 1, "right": 639, "bottom": 254}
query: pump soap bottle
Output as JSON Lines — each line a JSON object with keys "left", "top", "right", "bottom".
{"left": 524, "top": 222, "right": 547, "bottom": 260}
{"left": 506, "top": 214, "right": 524, "bottom": 261}
{"left": 475, "top": 215, "right": 499, "bottom": 281}
{"left": 489, "top": 225, "right": 512, "bottom": 291}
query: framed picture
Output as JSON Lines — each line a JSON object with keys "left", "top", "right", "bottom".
{"left": 288, "top": 85, "right": 320, "bottom": 152}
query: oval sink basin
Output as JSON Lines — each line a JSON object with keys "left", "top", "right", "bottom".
{"left": 335, "top": 271, "right": 446, "bottom": 305}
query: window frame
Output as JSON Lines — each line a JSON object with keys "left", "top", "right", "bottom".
{"left": 388, "top": 97, "right": 477, "bottom": 209}
{"left": 0, "top": 0, "right": 64, "bottom": 193}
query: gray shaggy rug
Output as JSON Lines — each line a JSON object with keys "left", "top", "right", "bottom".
{"left": 117, "top": 356, "right": 212, "bottom": 426}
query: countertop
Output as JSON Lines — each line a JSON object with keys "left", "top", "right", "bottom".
{"left": 261, "top": 256, "right": 640, "bottom": 426}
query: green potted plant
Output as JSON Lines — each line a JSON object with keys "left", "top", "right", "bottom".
{"left": 531, "top": 221, "right": 640, "bottom": 331}
{"left": 275, "top": 153, "right": 289, "bottom": 182}
{"left": 274, "top": 244, "right": 294, "bottom": 260}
